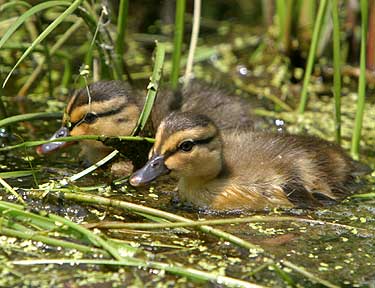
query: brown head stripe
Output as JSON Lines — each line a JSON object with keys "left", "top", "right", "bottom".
{"left": 159, "top": 112, "right": 214, "bottom": 143}
{"left": 66, "top": 80, "right": 134, "bottom": 115}
{"left": 158, "top": 113, "right": 219, "bottom": 162}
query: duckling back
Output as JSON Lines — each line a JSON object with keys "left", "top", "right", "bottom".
{"left": 152, "top": 80, "right": 259, "bottom": 131}
{"left": 216, "top": 131, "right": 371, "bottom": 209}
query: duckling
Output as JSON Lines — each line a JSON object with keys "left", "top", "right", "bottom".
{"left": 129, "top": 112, "right": 371, "bottom": 211}
{"left": 37, "top": 81, "right": 144, "bottom": 172}
{"left": 37, "top": 80, "right": 260, "bottom": 173}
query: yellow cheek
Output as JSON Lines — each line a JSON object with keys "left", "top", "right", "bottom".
{"left": 165, "top": 153, "right": 191, "bottom": 171}
{"left": 71, "top": 124, "right": 91, "bottom": 136}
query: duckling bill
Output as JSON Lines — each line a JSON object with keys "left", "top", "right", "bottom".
{"left": 130, "top": 112, "right": 371, "bottom": 211}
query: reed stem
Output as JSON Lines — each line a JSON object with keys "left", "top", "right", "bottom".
{"left": 332, "top": 0, "right": 342, "bottom": 144}
{"left": 114, "top": 0, "right": 129, "bottom": 78}
{"left": 184, "top": 0, "right": 201, "bottom": 86}
{"left": 0, "top": 87, "right": 7, "bottom": 119}
{"left": 171, "top": 0, "right": 186, "bottom": 89}
{"left": 298, "top": 0, "right": 328, "bottom": 114}
{"left": 351, "top": 0, "right": 368, "bottom": 159}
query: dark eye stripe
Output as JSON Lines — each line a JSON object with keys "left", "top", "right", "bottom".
{"left": 68, "top": 103, "right": 127, "bottom": 130}
{"left": 193, "top": 135, "right": 215, "bottom": 145}
{"left": 163, "top": 135, "right": 216, "bottom": 160}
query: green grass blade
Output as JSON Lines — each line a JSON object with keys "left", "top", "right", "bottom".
{"left": 170, "top": 0, "right": 186, "bottom": 89}
{"left": 17, "top": 18, "right": 83, "bottom": 97}
{"left": 0, "top": 135, "right": 154, "bottom": 152}
{"left": 276, "top": 0, "right": 286, "bottom": 44}
{"left": 0, "top": 1, "right": 31, "bottom": 11}
{"left": 0, "top": 112, "right": 62, "bottom": 127}
{"left": 2, "top": 0, "right": 84, "bottom": 88}
{"left": 12, "top": 259, "right": 265, "bottom": 288}
{"left": 184, "top": 0, "right": 201, "bottom": 85}
{"left": 0, "top": 86, "right": 6, "bottom": 119}
{"left": 0, "top": 201, "right": 66, "bottom": 231}
{"left": 298, "top": 0, "right": 328, "bottom": 114}
{"left": 132, "top": 42, "right": 166, "bottom": 135}
{"left": 114, "top": 0, "right": 129, "bottom": 78}
{"left": 0, "top": 227, "right": 101, "bottom": 254}
{"left": 0, "top": 178, "right": 25, "bottom": 205}
{"left": 0, "top": 1, "right": 70, "bottom": 49}
{"left": 0, "top": 170, "right": 37, "bottom": 179}
{"left": 332, "top": 0, "right": 342, "bottom": 144}
{"left": 351, "top": 0, "right": 368, "bottom": 159}
{"left": 47, "top": 214, "right": 125, "bottom": 260}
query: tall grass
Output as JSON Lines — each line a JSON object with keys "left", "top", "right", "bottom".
{"left": 351, "top": 0, "right": 368, "bottom": 160}
{"left": 114, "top": 0, "right": 128, "bottom": 80}
{"left": 298, "top": 0, "right": 328, "bottom": 114}
{"left": 184, "top": 0, "right": 201, "bottom": 86}
{"left": 170, "top": 0, "right": 186, "bottom": 89}
{"left": 332, "top": 0, "right": 342, "bottom": 144}
{"left": 1, "top": 0, "right": 84, "bottom": 88}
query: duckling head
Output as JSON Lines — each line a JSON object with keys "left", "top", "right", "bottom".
{"left": 130, "top": 112, "right": 223, "bottom": 186}
{"left": 37, "top": 81, "right": 141, "bottom": 155}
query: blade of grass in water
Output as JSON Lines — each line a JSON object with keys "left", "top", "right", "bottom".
{"left": 69, "top": 150, "right": 119, "bottom": 182}
{"left": 13, "top": 259, "right": 264, "bottom": 288}
{"left": 0, "top": 200, "right": 135, "bottom": 258}
{"left": 2, "top": 0, "right": 84, "bottom": 88}
{"left": 42, "top": 190, "right": 338, "bottom": 288}
{"left": 170, "top": 0, "right": 186, "bottom": 89}
{"left": 351, "top": 0, "right": 368, "bottom": 160}
{"left": 332, "top": 0, "right": 342, "bottom": 144}
{"left": 85, "top": 215, "right": 373, "bottom": 234}
{"left": 132, "top": 42, "right": 166, "bottom": 135}
{"left": 0, "top": 226, "right": 103, "bottom": 254}
{"left": 298, "top": 0, "right": 328, "bottom": 114}
{"left": 0, "top": 112, "right": 62, "bottom": 127}
{"left": 0, "top": 135, "right": 154, "bottom": 152}
{"left": 0, "top": 178, "right": 25, "bottom": 204}
{"left": 0, "top": 170, "right": 37, "bottom": 179}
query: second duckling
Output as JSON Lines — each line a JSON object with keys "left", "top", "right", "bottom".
{"left": 130, "top": 112, "right": 371, "bottom": 211}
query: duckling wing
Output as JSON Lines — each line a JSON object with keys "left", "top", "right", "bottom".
{"left": 210, "top": 182, "right": 293, "bottom": 211}
{"left": 153, "top": 81, "right": 259, "bottom": 131}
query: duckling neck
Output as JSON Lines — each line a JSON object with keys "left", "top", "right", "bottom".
{"left": 177, "top": 156, "right": 225, "bottom": 205}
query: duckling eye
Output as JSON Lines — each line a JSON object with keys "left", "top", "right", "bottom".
{"left": 179, "top": 140, "right": 195, "bottom": 152}
{"left": 83, "top": 112, "right": 98, "bottom": 124}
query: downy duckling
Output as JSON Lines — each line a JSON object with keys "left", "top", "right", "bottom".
{"left": 37, "top": 80, "right": 259, "bottom": 173}
{"left": 37, "top": 81, "right": 144, "bottom": 172}
{"left": 129, "top": 112, "right": 371, "bottom": 211}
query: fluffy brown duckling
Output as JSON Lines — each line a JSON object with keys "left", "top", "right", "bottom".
{"left": 37, "top": 80, "right": 260, "bottom": 173}
{"left": 129, "top": 112, "right": 371, "bottom": 211}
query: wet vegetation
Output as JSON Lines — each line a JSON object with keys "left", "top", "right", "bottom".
{"left": 0, "top": 0, "right": 374, "bottom": 287}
